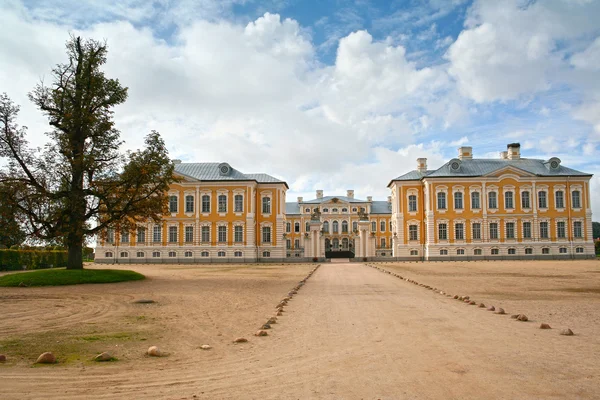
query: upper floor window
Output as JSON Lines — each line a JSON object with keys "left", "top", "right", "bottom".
{"left": 185, "top": 195, "right": 194, "bottom": 213}
{"left": 234, "top": 194, "right": 243, "bottom": 212}
{"left": 505, "top": 191, "right": 514, "bottom": 209}
{"left": 437, "top": 192, "right": 446, "bottom": 210}
{"left": 332, "top": 221, "right": 339, "bottom": 233}
{"left": 371, "top": 221, "right": 376, "bottom": 232}
{"left": 380, "top": 238, "right": 386, "bottom": 248}
{"left": 455, "top": 223, "right": 464, "bottom": 240}
{"left": 523, "top": 222, "right": 531, "bottom": 238}
{"left": 323, "top": 221, "right": 329, "bottom": 233}
{"left": 409, "top": 225, "right": 418, "bottom": 241}
{"left": 218, "top": 225, "right": 227, "bottom": 242}
{"left": 438, "top": 223, "right": 447, "bottom": 240}
{"left": 472, "top": 223, "right": 481, "bottom": 240}
{"left": 454, "top": 192, "right": 463, "bottom": 209}
{"left": 488, "top": 192, "right": 497, "bottom": 209}
{"left": 202, "top": 195, "right": 210, "bottom": 213}
{"left": 380, "top": 220, "right": 385, "bottom": 232}
{"left": 185, "top": 226, "right": 193, "bottom": 243}
{"left": 169, "top": 195, "right": 178, "bottom": 213}
{"left": 489, "top": 222, "right": 498, "bottom": 239}
{"left": 572, "top": 190, "right": 581, "bottom": 208}
{"left": 539, "top": 221, "right": 549, "bottom": 238}
{"left": 306, "top": 222, "right": 310, "bottom": 232}
{"left": 295, "top": 222, "right": 300, "bottom": 232}
{"left": 538, "top": 191, "right": 547, "bottom": 209}
{"left": 555, "top": 191, "right": 564, "bottom": 209}
{"left": 286, "top": 222, "right": 291, "bottom": 233}
{"left": 201, "top": 226, "right": 210, "bottom": 242}
{"left": 153, "top": 226, "right": 161, "bottom": 242}
{"left": 262, "top": 226, "right": 271, "bottom": 243}
{"left": 506, "top": 222, "right": 515, "bottom": 239}
{"left": 557, "top": 221, "right": 566, "bottom": 238}
{"left": 341, "top": 208, "right": 348, "bottom": 213}
{"left": 352, "top": 221, "right": 358, "bottom": 232}
{"left": 120, "top": 230, "right": 129, "bottom": 244}
{"left": 521, "top": 191, "right": 530, "bottom": 209}
{"left": 573, "top": 221, "right": 583, "bottom": 238}
{"left": 342, "top": 220, "right": 348, "bottom": 233}
{"left": 218, "top": 195, "right": 227, "bottom": 213}
{"left": 137, "top": 227, "right": 146, "bottom": 243}
{"left": 262, "top": 197, "right": 271, "bottom": 214}
{"left": 408, "top": 195, "right": 417, "bottom": 212}
{"left": 234, "top": 226, "right": 243, "bottom": 242}
{"left": 106, "top": 228, "right": 115, "bottom": 244}
{"left": 471, "top": 192, "right": 480, "bottom": 209}
{"left": 168, "top": 226, "right": 178, "bottom": 243}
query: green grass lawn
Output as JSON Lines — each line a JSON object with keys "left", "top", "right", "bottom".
{"left": 0, "top": 268, "right": 145, "bottom": 287}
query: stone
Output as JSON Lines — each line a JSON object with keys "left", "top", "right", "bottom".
{"left": 36, "top": 352, "right": 56, "bottom": 364}
{"left": 267, "top": 317, "right": 277, "bottom": 324}
{"left": 276, "top": 310, "right": 283, "bottom": 316}
{"left": 469, "top": 300, "right": 477, "bottom": 305}
{"left": 262, "top": 323, "right": 271, "bottom": 330}
{"left": 255, "top": 330, "right": 268, "bottom": 337}
{"left": 511, "top": 314, "right": 519, "bottom": 319}
{"left": 487, "top": 306, "right": 495, "bottom": 311}
{"left": 133, "top": 299, "right": 155, "bottom": 304}
{"left": 464, "top": 299, "right": 471, "bottom": 303}
{"left": 463, "top": 296, "right": 470, "bottom": 300}
{"left": 539, "top": 323, "right": 552, "bottom": 329}
{"left": 495, "top": 308, "right": 506, "bottom": 315}
{"left": 147, "top": 346, "right": 162, "bottom": 357}
{"left": 560, "top": 328, "right": 574, "bottom": 336}
{"left": 94, "top": 352, "right": 113, "bottom": 362}
{"left": 200, "top": 345, "right": 212, "bottom": 350}
{"left": 478, "top": 303, "right": 486, "bottom": 308}
{"left": 453, "top": 295, "right": 459, "bottom": 299}
{"left": 517, "top": 314, "right": 528, "bottom": 322}
{"left": 0, "top": 354, "right": 6, "bottom": 362}
{"left": 233, "top": 337, "right": 248, "bottom": 343}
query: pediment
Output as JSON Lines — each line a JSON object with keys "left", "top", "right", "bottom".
{"left": 325, "top": 197, "right": 349, "bottom": 205}
{"left": 484, "top": 165, "right": 535, "bottom": 178}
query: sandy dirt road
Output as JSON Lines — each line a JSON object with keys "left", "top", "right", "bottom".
{"left": 1, "top": 262, "right": 599, "bottom": 399}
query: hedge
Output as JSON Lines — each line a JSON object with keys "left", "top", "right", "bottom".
{"left": 0, "top": 250, "right": 68, "bottom": 271}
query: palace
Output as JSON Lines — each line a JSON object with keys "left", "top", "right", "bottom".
{"left": 95, "top": 143, "right": 595, "bottom": 262}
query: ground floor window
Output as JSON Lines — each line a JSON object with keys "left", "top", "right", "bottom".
{"left": 576, "top": 247, "right": 584, "bottom": 253}
{"left": 508, "top": 248, "right": 516, "bottom": 255}
{"left": 152, "top": 251, "right": 160, "bottom": 257}
{"left": 491, "top": 248, "right": 499, "bottom": 255}
{"left": 201, "top": 251, "right": 209, "bottom": 257}
{"left": 410, "top": 250, "right": 418, "bottom": 256}
{"left": 474, "top": 248, "right": 482, "bottom": 255}
{"left": 262, "top": 251, "right": 271, "bottom": 257}
{"left": 525, "top": 248, "right": 533, "bottom": 255}
{"left": 105, "top": 251, "right": 113, "bottom": 258}
{"left": 234, "top": 251, "right": 242, "bottom": 257}
{"left": 120, "top": 252, "right": 128, "bottom": 257}
{"left": 168, "top": 251, "right": 176, "bottom": 257}
{"left": 218, "top": 251, "right": 226, "bottom": 257}
{"left": 456, "top": 249, "right": 465, "bottom": 255}
{"left": 559, "top": 247, "right": 567, "bottom": 254}
{"left": 137, "top": 251, "right": 145, "bottom": 257}
{"left": 542, "top": 247, "right": 550, "bottom": 254}
{"left": 185, "top": 251, "right": 192, "bottom": 257}
{"left": 439, "top": 249, "right": 448, "bottom": 255}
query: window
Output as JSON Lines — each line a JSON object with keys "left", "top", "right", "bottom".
{"left": 169, "top": 195, "right": 178, "bottom": 213}
{"left": 201, "top": 251, "right": 209, "bottom": 257}
{"left": 557, "top": 221, "right": 566, "bottom": 238}
{"left": 540, "top": 222, "right": 549, "bottom": 239}
{"left": 559, "top": 247, "right": 567, "bottom": 254}
{"left": 572, "top": 190, "right": 581, "bottom": 208}
{"left": 408, "top": 195, "right": 417, "bottom": 212}
{"left": 120, "top": 251, "right": 128, "bottom": 258}
{"left": 153, "top": 226, "right": 161, "bottom": 242}
{"left": 380, "top": 221, "right": 385, "bottom": 232}
{"left": 352, "top": 208, "right": 358, "bottom": 212}
{"left": 136, "top": 251, "right": 145, "bottom": 257}
{"left": 152, "top": 251, "right": 160, "bottom": 258}
{"left": 106, "top": 228, "right": 114, "bottom": 244}
{"left": 168, "top": 251, "right": 176, "bottom": 258}
{"left": 323, "top": 208, "right": 329, "bottom": 212}
{"left": 410, "top": 250, "right": 419, "bottom": 256}
{"left": 262, "top": 251, "right": 271, "bottom": 257}
{"left": 472, "top": 223, "right": 481, "bottom": 240}
{"left": 542, "top": 247, "right": 550, "bottom": 254}
{"left": 474, "top": 248, "right": 482, "bottom": 255}
{"left": 305, "top": 208, "right": 310, "bottom": 213}
{"left": 185, "top": 226, "right": 193, "bottom": 243}
{"left": 352, "top": 221, "right": 358, "bottom": 232}
{"left": 488, "top": 192, "right": 497, "bottom": 209}
{"left": 218, "top": 226, "right": 227, "bottom": 242}
{"left": 262, "top": 197, "right": 271, "bottom": 214}
{"left": 576, "top": 247, "right": 584, "bottom": 253}
{"left": 555, "top": 191, "right": 564, "bottom": 209}
{"left": 295, "top": 222, "right": 300, "bottom": 233}
{"left": 262, "top": 226, "right": 271, "bottom": 243}
{"left": 507, "top": 248, "right": 516, "bottom": 255}
{"left": 455, "top": 223, "right": 464, "bottom": 240}
{"left": 201, "top": 226, "right": 210, "bottom": 243}
{"left": 234, "top": 194, "right": 243, "bottom": 212}
{"left": 323, "top": 221, "right": 329, "bottom": 233}
{"left": 454, "top": 192, "right": 463, "bottom": 209}
{"left": 523, "top": 222, "right": 532, "bottom": 239}
{"left": 306, "top": 222, "right": 310, "bottom": 232}
{"left": 390, "top": 220, "right": 392, "bottom": 231}
{"left": 234, "top": 226, "right": 243, "bottom": 243}
{"left": 333, "top": 221, "right": 339, "bottom": 233}
{"left": 457, "top": 248, "right": 465, "bottom": 255}
{"left": 332, "top": 208, "right": 338, "bottom": 213}
{"left": 538, "top": 191, "right": 547, "bottom": 208}
{"left": 525, "top": 248, "right": 533, "bottom": 255}
{"left": 505, "top": 191, "right": 514, "bottom": 209}
{"left": 342, "top": 221, "right": 349, "bottom": 233}
{"left": 489, "top": 223, "right": 498, "bottom": 239}
{"left": 438, "top": 223, "right": 447, "bottom": 240}
{"left": 218, "top": 251, "right": 226, "bottom": 257}
{"left": 574, "top": 221, "right": 583, "bottom": 238}
{"left": 380, "top": 238, "right": 386, "bottom": 248}
{"left": 491, "top": 248, "right": 499, "bottom": 255}
{"left": 471, "top": 192, "right": 480, "bottom": 209}
{"left": 506, "top": 222, "right": 515, "bottom": 239}
{"left": 202, "top": 195, "right": 210, "bottom": 213}
{"left": 286, "top": 222, "right": 291, "bottom": 233}
{"left": 234, "top": 251, "right": 242, "bottom": 257}
{"left": 121, "top": 230, "right": 129, "bottom": 244}
{"left": 371, "top": 221, "right": 376, "bottom": 232}
{"left": 185, "top": 251, "right": 192, "bottom": 257}
{"left": 440, "top": 249, "right": 448, "bottom": 255}
{"left": 168, "top": 226, "right": 178, "bottom": 243}
{"left": 294, "top": 239, "right": 300, "bottom": 249}
{"left": 437, "top": 192, "right": 446, "bottom": 209}
{"left": 342, "top": 208, "right": 348, "bottom": 213}
{"left": 409, "top": 225, "right": 418, "bottom": 241}
{"left": 137, "top": 227, "right": 146, "bottom": 243}
{"left": 105, "top": 251, "right": 113, "bottom": 258}
{"left": 286, "top": 239, "right": 291, "bottom": 249}
{"left": 185, "top": 195, "right": 194, "bottom": 213}
{"left": 218, "top": 195, "right": 227, "bottom": 213}
{"left": 521, "top": 191, "right": 530, "bottom": 209}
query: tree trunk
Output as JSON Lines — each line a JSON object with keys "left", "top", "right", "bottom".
{"left": 67, "top": 239, "right": 83, "bottom": 270}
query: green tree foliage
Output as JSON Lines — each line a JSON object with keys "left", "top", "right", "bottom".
{"left": 0, "top": 36, "right": 176, "bottom": 269}
{"left": 593, "top": 221, "right": 600, "bottom": 240}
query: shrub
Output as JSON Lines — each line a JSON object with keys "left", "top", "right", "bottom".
{"left": 595, "top": 240, "right": 600, "bottom": 255}
{"left": 312, "top": 257, "right": 318, "bottom": 262}
{"left": 0, "top": 249, "right": 68, "bottom": 271}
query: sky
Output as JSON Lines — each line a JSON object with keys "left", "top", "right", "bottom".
{"left": 1, "top": 0, "right": 600, "bottom": 213}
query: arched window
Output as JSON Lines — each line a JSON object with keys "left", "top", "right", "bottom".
{"left": 152, "top": 251, "right": 160, "bottom": 257}
{"left": 185, "top": 195, "right": 194, "bottom": 213}
{"left": 572, "top": 190, "right": 581, "bottom": 208}
{"left": 234, "top": 194, "right": 243, "bottom": 212}
{"left": 168, "top": 251, "right": 176, "bottom": 257}
{"left": 105, "top": 251, "right": 113, "bottom": 258}
{"left": 352, "top": 221, "right": 358, "bottom": 232}
{"left": 488, "top": 192, "right": 497, "bottom": 209}
{"left": 471, "top": 192, "right": 480, "bottom": 209}
{"left": 332, "top": 238, "right": 339, "bottom": 249}
{"left": 305, "top": 222, "right": 310, "bottom": 232}
{"left": 218, "top": 195, "right": 227, "bottom": 212}
{"left": 454, "top": 192, "right": 463, "bottom": 209}
{"left": 120, "top": 251, "right": 128, "bottom": 258}
{"left": 218, "top": 251, "right": 226, "bottom": 257}
{"left": 437, "top": 192, "right": 446, "bottom": 209}
{"left": 201, "top": 251, "right": 209, "bottom": 257}
{"left": 286, "top": 222, "right": 291, "bottom": 232}
{"left": 341, "top": 208, "right": 348, "bottom": 212}
{"left": 332, "top": 221, "right": 339, "bottom": 233}
{"left": 262, "top": 197, "right": 271, "bottom": 214}
{"left": 323, "top": 221, "right": 329, "bottom": 233}
{"left": 234, "top": 251, "right": 243, "bottom": 257}
{"left": 136, "top": 251, "right": 144, "bottom": 258}
{"left": 294, "top": 222, "right": 300, "bottom": 232}
{"left": 505, "top": 191, "right": 514, "bottom": 209}
{"left": 342, "top": 238, "right": 349, "bottom": 248}
{"left": 408, "top": 195, "right": 417, "bottom": 212}
{"left": 342, "top": 220, "right": 348, "bottom": 233}
{"left": 202, "top": 195, "right": 210, "bottom": 213}
{"left": 371, "top": 221, "right": 376, "bottom": 232}
{"left": 184, "top": 251, "right": 192, "bottom": 257}
{"left": 262, "top": 251, "right": 271, "bottom": 257}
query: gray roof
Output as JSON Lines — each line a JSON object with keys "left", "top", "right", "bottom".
{"left": 174, "top": 163, "right": 288, "bottom": 187}
{"left": 370, "top": 201, "right": 392, "bottom": 214}
{"left": 300, "top": 195, "right": 366, "bottom": 204}
{"left": 389, "top": 158, "right": 591, "bottom": 185}
{"left": 286, "top": 202, "right": 301, "bottom": 215}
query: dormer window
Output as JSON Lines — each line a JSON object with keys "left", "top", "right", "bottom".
{"left": 218, "top": 162, "right": 232, "bottom": 176}
{"left": 543, "top": 157, "right": 561, "bottom": 171}
{"left": 448, "top": 158, "right": 461, "bottom": 173}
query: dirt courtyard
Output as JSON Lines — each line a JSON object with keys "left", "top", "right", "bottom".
{"left": 1, "top": 259, "right": 599, "bottom": 399}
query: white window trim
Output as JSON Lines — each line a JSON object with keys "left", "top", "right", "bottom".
{"left": 168, "top": 191, "right": 180, "bottom": 216}
{"left": 183, "top": 190, "right": 195, "bottom": 216}
{"left": 233, "top": 189, "right": 245, "bottom": 215}
{"left": 452, "top": 186, "right": 465, "bottom": 213}
{"left": 435, "top": 186, "right": 448, "bottom": 214}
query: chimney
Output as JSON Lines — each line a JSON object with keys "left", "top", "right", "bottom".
{"left": 500, "top": 151, "right": 508, "bottom": 159}
{"left": 507, "top": 143, "right": 521, "bottom": 160}
{"left": 417, "top": 158, "right": 427, "bottom": 173}
{"left": 316, "top": 190, "right": 323, "bottom": 199}
{"left": 297, "top": 196, "right": 303, "bottom": 203}
{"left": 367, "top": 196, "right": 372, "bottom": 202}
{"left": 172, "top": 159, "right": 182, "bottom": 164}
{"left": 458, "top": 146, "right": 472, "bottom": 160}
{"left": 347, "top": 190, "right": 354, "bottom": 199}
